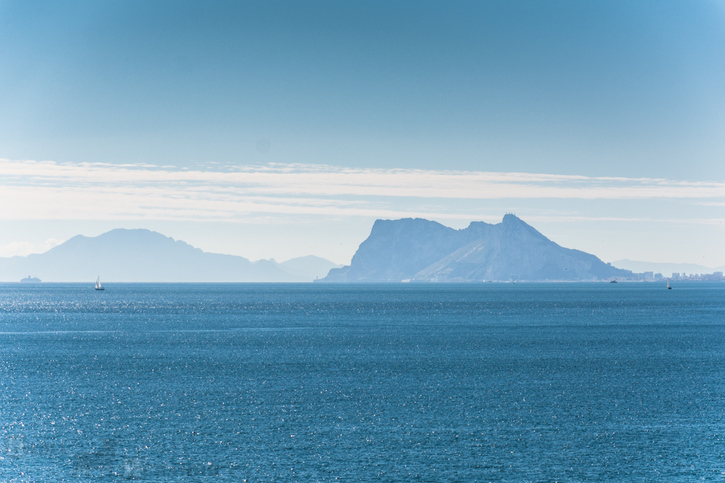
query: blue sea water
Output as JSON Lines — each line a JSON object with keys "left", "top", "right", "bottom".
{"left": 0, "top": 282, "right": 723, "bottom": 481}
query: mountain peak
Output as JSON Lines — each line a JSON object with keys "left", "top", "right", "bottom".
{"left": 98, "top": 228, "right": 173, "bottom": 241}
{"left": 322, "top": 215, "right": 631, "bottom": 282}
{"left": 502, "top": 213, "right": 523, "bottom": 224}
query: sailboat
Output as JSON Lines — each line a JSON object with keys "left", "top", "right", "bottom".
{"left": 667, "top": 278, "right": 672, "bottom": 290}
{"left": 95, "top": 276, "right": 105, "bottom": 291}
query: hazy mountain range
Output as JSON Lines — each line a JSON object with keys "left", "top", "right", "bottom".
{"left": 321, "top": 214, "right": 632, "bottom": 282}
{"left": 610, "top": 259, "right": 725, "bottom": 278}
{"left": 0, "top": 229, "right": 339, "bottom": 282}
{"left": 4, "top": 216, "right": 717, "bottom": 284}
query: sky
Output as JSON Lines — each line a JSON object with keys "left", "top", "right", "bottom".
{"left": 1, "top": 0, "right": 724, "bottom": 268}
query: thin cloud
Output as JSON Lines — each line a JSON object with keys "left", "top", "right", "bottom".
{"left": 524, "top": 215, "right": 725, "bottom": 226}
{"left": 1, "top": 158, "right": 724, "bottom": 222}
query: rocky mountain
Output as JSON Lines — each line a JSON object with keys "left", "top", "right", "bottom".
{"left": 0, "top": 229, "right": 338, "bottom": 282}
{"left": 321, "top": 215, "right": 632, "bottom": 282}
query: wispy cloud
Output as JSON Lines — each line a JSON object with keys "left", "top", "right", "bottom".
{"left": 522, "top": 215, "right": 725, "bottom": 226}
{"left": 1, "top": 158, "right": 724, "bottom": 221}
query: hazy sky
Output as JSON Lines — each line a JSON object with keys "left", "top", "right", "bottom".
{"left": 1, "top": 0, "right": 724, "bottom": 267}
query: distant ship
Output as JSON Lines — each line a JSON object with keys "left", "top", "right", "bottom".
{"left": 667, "top": 279, "right": 672, "bottom": 290}
{"left": 95, "top": 276, "right": 105, "bottom": 291}
{"left": 20, "top": 276, "right": 41, "bottom": 283}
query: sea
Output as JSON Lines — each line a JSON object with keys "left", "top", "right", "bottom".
{"left": 0, "top": 282, "right": 723, "bottom": 481}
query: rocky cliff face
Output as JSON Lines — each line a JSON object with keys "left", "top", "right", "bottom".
{"left": 322, "top": 215, "right": 631, "bottom": 282}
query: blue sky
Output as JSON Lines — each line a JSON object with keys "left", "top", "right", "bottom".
{"left": 1, "top": 1, "right": 724, "bottom": 268}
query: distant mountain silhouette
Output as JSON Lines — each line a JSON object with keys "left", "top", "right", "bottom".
{"left": 611, "top": 259, "right": 715, "bottom": 278}
{"left": 0, "top": 229, "right": 338, "bottom": 282}
{"left": 276, "top": 255, "right": 340, "bottom": 281}
{"left": 321, "top": 215, "right": 632, "bottom": 282}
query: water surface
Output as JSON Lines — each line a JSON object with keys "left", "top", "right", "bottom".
{"left": 1, "top": 283, "right": 723, "bottom": 481}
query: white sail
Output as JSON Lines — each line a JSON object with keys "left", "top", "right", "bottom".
{"left": 95, "top": 276, "right": 102, "bottom": 289}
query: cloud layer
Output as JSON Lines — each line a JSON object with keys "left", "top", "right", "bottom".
{"left": 2, "top": 158, "right": 724, "bottom": 222}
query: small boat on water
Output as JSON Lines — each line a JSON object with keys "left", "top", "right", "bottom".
{"left": 667, "top": 279, "right": 672, "bottom": 290}
{"left": 95, "top": 276, "right": 105, "bottom": 291}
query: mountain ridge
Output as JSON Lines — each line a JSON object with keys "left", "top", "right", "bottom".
{"left": 0, "top": 229, "right": 339, "bottom": 282}
{"left": 321, "top": 215, "right": 632, "bottom": 282}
